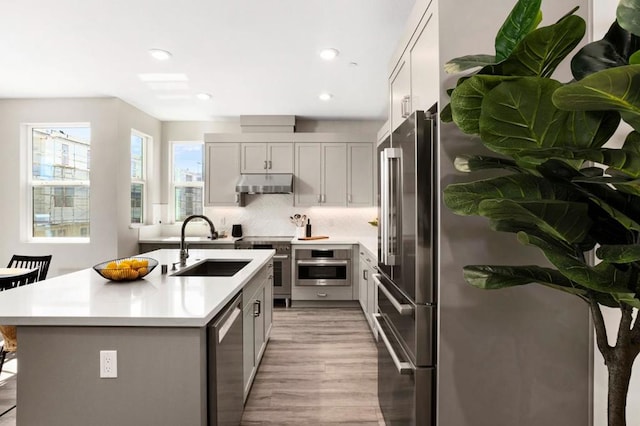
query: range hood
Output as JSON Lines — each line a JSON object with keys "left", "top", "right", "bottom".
{"left": 235, "top": 174, "right": 293, "bottom": 194}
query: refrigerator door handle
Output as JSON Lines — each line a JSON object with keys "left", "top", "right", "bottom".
{"left": 381, "top": 147, "right": 402, "bottom": 266}
{"left": 373, "top": 313, "right": 413, "bottom": 375}
{"left": 374, "top": 274, "right": 413, "bottom": 316}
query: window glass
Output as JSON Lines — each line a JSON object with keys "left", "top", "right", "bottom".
{"left": 130, "top": 131, "right": 148, "bottom": 224}
{"left": 30, "top": 126, "right": 91, "bottom": 239}
{"left": 172, "top": 143, "right": 203, "bottom": 221}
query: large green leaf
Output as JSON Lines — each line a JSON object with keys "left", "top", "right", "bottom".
{"left": 571, "top": 21, "right": 640, "bottom": 80}
{"left": 445, "top": 54, "right": 497, "bottom": 74}
{"left": 618, "top": 0, "right": 640, "bottom": 37}
{"left": 479, "top": 199, "right": 591, "bottom": 244}
{"left": 450, "top": 75, "right": 517, "bottom": 135}
{"left": 552, "top": 65, "right": 640, "bottom": 132}
{"left": 597, "top": 244, "right": 640, "bottom": 263}
{"left": 500, "top": 14, "right": 585, "bottom": 77}
{"left": 495, "top": 0, "right": 542, "bottom": 62}
{"left": 443, "top": 174, "right": 580, "bottom": 216}
{"left": 479, "top": 78, "right": 619, "bottom": 155}
{"left": 517, "top": 232, "right": 633, "bottom": 294}
{"left": 453, "top": 155, "right": 522, "bottom": 173}
{"left": 463, "top": 264, "right": 585, "bottom": 292}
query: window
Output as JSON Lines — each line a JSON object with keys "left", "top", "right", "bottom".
{"left": 171, "top": 142, "right": 203, "bottom": 221}
{"left": 29, "top": 125, "right": 91, "bottom": 240}
{"left": 131, "top": 130, "right": 149, "bottom": 225}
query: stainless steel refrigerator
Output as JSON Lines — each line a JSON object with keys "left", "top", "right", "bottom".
{"left": 374, "top": 108, "right": 437, "bottom": 425}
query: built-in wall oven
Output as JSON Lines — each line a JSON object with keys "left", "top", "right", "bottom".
{"left": 295, "top": 248, "right": 352, "bottom": 286}
{"left": 235, "top": 236, "right": 292, "bottom": 306}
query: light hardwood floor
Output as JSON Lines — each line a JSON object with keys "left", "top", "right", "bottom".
{"left": 0, "top": 306, "right": 382, "bottom": 425}
{"left": 241, "top": 306, "right": 384, "bottom": 425}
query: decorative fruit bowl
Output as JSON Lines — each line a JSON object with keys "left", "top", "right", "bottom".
{"left": 93, "top": 257, "right": 158, "bottom": 281}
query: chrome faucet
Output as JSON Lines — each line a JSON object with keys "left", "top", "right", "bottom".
{"left": 180, "top": 215, "right": 217, "bottom": 266}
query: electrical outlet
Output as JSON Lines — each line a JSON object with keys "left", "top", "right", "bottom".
{"left": 100, "top": 350, "right": 118, "bottom": 378}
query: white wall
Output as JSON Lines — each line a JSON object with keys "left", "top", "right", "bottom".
{"left": 437, "top": 1, "right": 593, "bottom": 425}
{"left": 0, "top": 98, "right": 161, "bottom": 277}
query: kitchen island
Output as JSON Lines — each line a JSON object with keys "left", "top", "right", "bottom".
{"left": 0, "top": 248, "right": 274, "bottom": 426}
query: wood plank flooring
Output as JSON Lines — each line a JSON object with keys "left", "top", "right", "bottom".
{"left": 241, "top": 306, "right": 384, "bottom": 426}
{"left": 0, "top": 306, "right": 382, "bottom": 425}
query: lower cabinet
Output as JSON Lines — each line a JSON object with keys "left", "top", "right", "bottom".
{"left": 358, "top": 247, "right": 378, "bottom": 337}
{"left": 242, "top": 261, "right": 273, "bottom": 402}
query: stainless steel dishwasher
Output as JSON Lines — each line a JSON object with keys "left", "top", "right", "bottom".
{"left": 208, "top": 293, "right": 243, "bottom": 426}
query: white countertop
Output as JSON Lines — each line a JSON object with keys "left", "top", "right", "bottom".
{"left": 0, "top": 249, "right": 273, "bottom": 328}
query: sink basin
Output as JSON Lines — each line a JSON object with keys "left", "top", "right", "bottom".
{"left": 172, "top": 259, "right": 251, "bottom": 277}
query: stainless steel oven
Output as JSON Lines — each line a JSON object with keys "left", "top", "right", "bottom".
{"left": 295, "top": 248, "right": 352, "bottom": 286}
{"left": 235, "top": 236, "right": 292, "bottom": 306}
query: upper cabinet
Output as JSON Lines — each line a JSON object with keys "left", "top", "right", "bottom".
{"left": 295, "top": 143, "right": 347, "bottom": 206}
{"left": 295, "top": 138, "right": 374, "bottom": 207}
{"left": 389, "top": 0, "right": 439, "bottom": 132}
{"left": 204, "top": 142, "right": 243, "bottom": 206}
{"left": 241, "top": 142, "right": 294, "bottom": 174}
{"left": 347, "top": 143, "right": 374, "bottom": 207}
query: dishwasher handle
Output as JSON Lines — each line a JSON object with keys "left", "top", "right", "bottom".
{"left": 214, "top": 294, "right": 242, "bottom": 343}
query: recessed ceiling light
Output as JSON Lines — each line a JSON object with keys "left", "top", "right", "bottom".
{"left": 319, "top": 48, "right": 339, "bottom": 61}
{"left": 319, "top": 92, "right": 333, "bottom": 101}
{"left": 148, "top": 49, "right": 172, "bottom": 61}
{"left": 196, "top": 93, "right": 212, "bottom": 100}
{"left": 138, "top": 73, "right": 188, "bottom": 82}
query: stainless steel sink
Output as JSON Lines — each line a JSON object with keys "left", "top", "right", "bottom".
{"left": 172, "top": 259, "right": 251, "bottom": 277}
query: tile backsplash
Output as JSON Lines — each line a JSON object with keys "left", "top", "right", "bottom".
{"left": 140, "top": 194, "right": 378, "bottom": 240}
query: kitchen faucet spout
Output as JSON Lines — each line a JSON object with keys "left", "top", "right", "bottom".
{"left": 180, "top": 215, "right": 217, "bottom": 266}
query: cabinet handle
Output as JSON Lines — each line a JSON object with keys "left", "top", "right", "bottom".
{"left": 348, "top": 194, "right": 352, "bottom": 203}
{"left": 363, "top": 269, "right": 368, "bottom": 281}
{"left": 268, "top": 160, "right": 272, "bottom": 169}
{"left": 235, "top": 193, "right": 239, "bottom": 203}
{"left": 321, "top": 194, "right": 326, "bottom": 203}
{"left": 253, "top": 300, "right": 261, "bottom": 317}
{"left": 318, "top": 194, "right": 322, "bottom": 203}
{"left": 317, "top": 293, "right": 328, "bottom": 298}
{"left": 401, "top": 95, "right": 411, "bottom": 118}
{"left": 263, "top": 160, "right": 267, "bottom": 170}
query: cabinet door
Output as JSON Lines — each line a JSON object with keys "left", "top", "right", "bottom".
{"left": 265, "top": 264, "right": 273, "bottom": 337}
{"left": 242, "top": 304, "right": 255, "bottom": 400}
{"left": 347, "top": 143, "right": 374, "bottom": 207}
{"left": 322, "top": 143, "right": 347, "bottom": 206}
{"left": 358, "top": 253, "right": 368, "bottom": 314}
{"left": 410, "top": 11, "right": 438, "bottom": 113}
{"left": 267, "top": 143, "right": 294, "bottom": 173}
{"left": 241, "top": 143, "right": 268, "bottom": 173}
{"left": 205, "top": 143, "right": 242, "bottom": 206}
{"left": 253, "top": 286, "right": 266, "bottom": 365}
{"left": 295, "top": 143, "right": 322, "bottom": 206}
{"left": 390, "top": 56, "right": 411, "bottom": 132}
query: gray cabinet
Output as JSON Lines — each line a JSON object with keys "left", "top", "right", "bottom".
{"left": 294, "top": 143, "right": 347, "bottom": 206}
{"left": 347, "top": 143, "right": 374, "bottom": 207}
{"left": 205, "top": 143, "right": 243, "bottom": 206}
{"left": 389, "top": 4, "right": 438, "bottom": 132}
{"left": 241, "top": 142, "right": 293, "bottom": 174}
{"left": 242, "top": 261, "right": 273, "bottom": 402}
{"left": 358, "top": 246, "right": 377, "bottom": 337}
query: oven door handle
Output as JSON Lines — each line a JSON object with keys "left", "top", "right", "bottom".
{"left": 373, "top": 274, "right": 413, "bottom": 316}
{"left": 372, "top": 313, "right": 413, "bottom": 375}
{"left": 296, "top": 260, "right": 349, "bottom": 266}
{"left": 273, "top": 255, "right": 290, "bottom": 260}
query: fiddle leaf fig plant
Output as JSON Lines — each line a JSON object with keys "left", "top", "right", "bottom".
{"left": 442, "top": 0, "right": 640, "bottom": 425}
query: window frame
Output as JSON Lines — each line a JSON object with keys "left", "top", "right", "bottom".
{"left": 170, "top": 141, "right": 204, "bottom": 223}
{"left": 130, "top": 129, "right": 149, "bottom": 226}
{"left": 26, "top": 123, "right": 91, "bottom": 243}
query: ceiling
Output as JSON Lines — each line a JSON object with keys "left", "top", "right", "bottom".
{"left": 1, "top": 0, "right": 415, "bottom": 122}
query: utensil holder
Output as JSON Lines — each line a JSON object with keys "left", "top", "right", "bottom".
{"left": 295, "top": 227, "right": 305, "bottom": 238}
